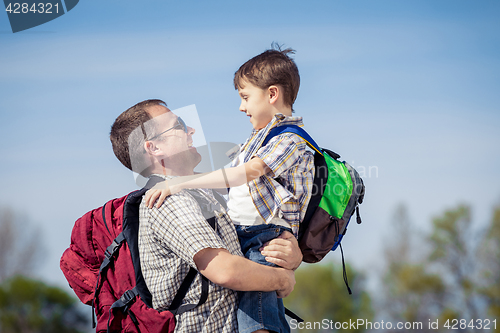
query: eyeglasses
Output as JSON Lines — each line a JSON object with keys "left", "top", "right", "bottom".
{"left": 148, "top": 117, "right": 188, "bottom": 140}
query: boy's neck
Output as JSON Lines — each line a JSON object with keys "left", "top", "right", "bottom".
{"left": 258, "top": 107, "right": 294, "bottom": 132}
{"left": 272, "top": 104, "right": 293, "bottom": 118}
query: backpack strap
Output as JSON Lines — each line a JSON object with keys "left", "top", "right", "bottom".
{"left": 339, "top": 243, "right": 352, "bottom": 295}
{"left": 263, "top": 124, "right": 342, "bottom": 160}
{"left": 105, "top": 184, "right": 221, "bottom": 330}
{"left": 159, "top": 189, "right": 223, "bottom": 316}
{"left": 107, "top": 269, "right": 210, "bottom": 331}
{"left": 263, "top": 125, "right": 318, "bottom": 155}
{"left": 100, "top": 232, "right": 126, "bottom": 271}
{"left": 168, "top": 269, "right": 210, "bottom": 316}
{"left": 285, "top": 308, "right": 304, "bottom": 323}
{"left": 93, "top": 176, "right": 165, "bottom": 328}
{"left": 92, "top": 231, "right": 127, "bottom": 327}
{"left": 107, "top": 286, "right": 141, "bottom": 333}
{"left": 162, "top": 189, "right": 219, "bottom": 315}
{"left": 263, "top": 125, "right": 353, "bottom": 296}
{"left": 212, "top": 190, "right": 228, "bottom": 210}
{"left": 102, "top": 202, "right": 111, "bottom": 235}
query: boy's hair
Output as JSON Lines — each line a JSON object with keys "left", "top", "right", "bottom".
{"left": 234, "top": 45, "right": 300, "bottom": 108}
{"left": 110, "top": 99, "right": 167, "bottom": 175}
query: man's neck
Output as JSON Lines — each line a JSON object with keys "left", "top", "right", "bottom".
{"left": 149, "top": 166, "right": 195, "bottom": 177}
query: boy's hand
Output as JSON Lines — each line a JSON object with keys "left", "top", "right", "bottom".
{"left": 260, "top": 231, "right": 302, "bottom": 270}
{"left": 144, "top": 180, "right": 180, "bottom": 208}
{"left": 144, "top": 188, "right": 169, "bottom": 208}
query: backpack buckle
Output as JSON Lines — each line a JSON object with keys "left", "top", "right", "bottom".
{"left": 109, "top": 287, "right": 139, "bottom": 321}
{"left": 104, "top": 239, "right": 122, "bottom": 260}
{"left": 120, "top": 289, "right": 138, "bottom": 305}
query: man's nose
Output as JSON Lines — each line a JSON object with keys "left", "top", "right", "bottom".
{"left": 187, "top": 126, "right": 195, "bottom": 135}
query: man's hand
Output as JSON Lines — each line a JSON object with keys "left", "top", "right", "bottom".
{"left": 260, "top": 231, "right": 302, "bottom": 270}
{"left": 276, "top": 268, "right": 296, "bottom": 298}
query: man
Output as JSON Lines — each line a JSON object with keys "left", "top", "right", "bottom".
{"left": 109, "top": 99, "right": 302, "bottom": 332}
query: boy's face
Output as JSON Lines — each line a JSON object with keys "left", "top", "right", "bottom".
{"left": 237, "top": 81, "right": 275, "bottom": 130}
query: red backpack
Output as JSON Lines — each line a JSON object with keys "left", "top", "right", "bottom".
{"left": 60, "top": 177, "right": 214, "bottom": 333}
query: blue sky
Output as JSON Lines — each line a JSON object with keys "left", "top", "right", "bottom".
{"left": 1, "top": 0, "right": 499, "bottom": 296}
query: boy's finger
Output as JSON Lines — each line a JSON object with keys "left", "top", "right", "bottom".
{"left": 264, "top": 256, "right": 286, "bottom": 267}
{"left": 156, "top": 191, "right": 168, "bottom": 208}
{"left": 278, "top": 230, "right": 294, "bottom": 240}
{"left": 144, "top": 191, "right": 152, "bottom": 207}
{"left": 146, "top": 191, "right": 157, "bottom": 208}
{"left": 259, "top": 238, "right": 286, "bottom": 249}
{"left": 148, "top": 192, "right": 156, "bottom": 208}
{"left": 267, "top": 239, "right": 289, "bottom": 247}
{"left": 262, "top": 250, "right": 285, "bottom": 259}
{"left": 260, "top": 243, "right": 279, "bottom": 252}
{"left": 260, "top": 239, "right": 288, "bottom": 252}
{"left": 150, "top": 191, "right": 160, "bottom": 208}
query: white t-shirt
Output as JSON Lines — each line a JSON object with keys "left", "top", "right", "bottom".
{"left": 226, "top": 151, "right": 289, "bottom": 228}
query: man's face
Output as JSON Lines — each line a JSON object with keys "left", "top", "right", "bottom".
{"left": 148, "top": 105, "right": 201, "bottom": 175}
{"left": 238, "top": 81, "right": 274, "bottom": 130}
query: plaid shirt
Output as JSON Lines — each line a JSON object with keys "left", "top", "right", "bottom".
{"left": 231, "top": 114, "right": 315, "bottom": 237}
{"left": 138, "top": 175, "right": 243, "bottom": 333}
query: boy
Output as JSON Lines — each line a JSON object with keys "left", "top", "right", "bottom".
{"left": 146, "top": 47, "right": 314, "bottom": 333}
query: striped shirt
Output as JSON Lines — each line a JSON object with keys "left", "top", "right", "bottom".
{"left": 231, "top": 114, "right": 315, "bottom": 237}
{"left": 138, "top": 175, "right": 243, "bottom": 333}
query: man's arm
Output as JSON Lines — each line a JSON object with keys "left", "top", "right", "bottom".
{"left": 193, "top": 248, "right": 295, "bottom": 298}
{"left": 146, "top": 191, "right": 297, "bottom": 298}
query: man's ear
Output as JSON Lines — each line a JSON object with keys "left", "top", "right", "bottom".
{"left": 144, "top": 140, "right": 162, "bottom": 156}
{"left": 268, "top": 85, "right": 279, "bottom": 105}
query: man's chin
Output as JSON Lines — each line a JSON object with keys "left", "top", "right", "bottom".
{"left": 183, "top": 146, "right": 201, "bottom": 166}
{"left": 192, "top": 150, "right": 202, "bottom": 166}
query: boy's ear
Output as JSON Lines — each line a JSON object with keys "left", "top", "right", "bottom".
{"left": 268, "top": 85, "right": 279, "bottom": 105}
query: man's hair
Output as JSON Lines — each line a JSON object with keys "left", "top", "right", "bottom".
{"left": 234, "top": 44, "right": 300, "bottom": 108}
{"left": 110, "top": 99, "right": 167, "bottom": 175}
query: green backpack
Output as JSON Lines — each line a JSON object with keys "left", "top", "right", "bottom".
{"left": 263, "top": 125, "right": 365, "bottom": 282}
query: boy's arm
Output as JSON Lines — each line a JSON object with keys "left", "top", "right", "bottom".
{"left": 193, "top": 247, "right": 295, "bottom": 298}
{"left": 145, "top": 157, "right": 270, "bottom": 208}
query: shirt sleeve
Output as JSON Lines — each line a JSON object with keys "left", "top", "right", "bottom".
{"left": 255, "top": 133, "right": 305, "bottom": 178}
{"left": 149, "top": 191, "right": 227, "bottom": 269}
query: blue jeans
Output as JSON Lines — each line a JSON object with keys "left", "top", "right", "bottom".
{"left": 235, "top": 224, "right": 291, "bottom": 333}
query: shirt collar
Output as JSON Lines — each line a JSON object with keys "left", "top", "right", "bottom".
{"left": 241, "top": 113, "right": 304, "bottom": 160}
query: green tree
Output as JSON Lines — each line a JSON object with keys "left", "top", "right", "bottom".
{"left": 0, "top": 206, "right": 88, "bottom": 333}
{"left": 380, "top": 203, "right": 500, "bottom": 332}
{"left": 478, "top": 205, "right": 500, "bottom": 332}
{"left": 0, "top": 275, "right": 88, "bottom": 333}
{"left": 284, "top": 262, "right": 373, "bottom": 332}
{"left": 0, "top": 207, "right": 43, "bottom": 282}
{"left": 380, "top": 204, "right": 449, "bottom": 332}
{"left": 428, "top": 204, "right": 480, "bottom": 323}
